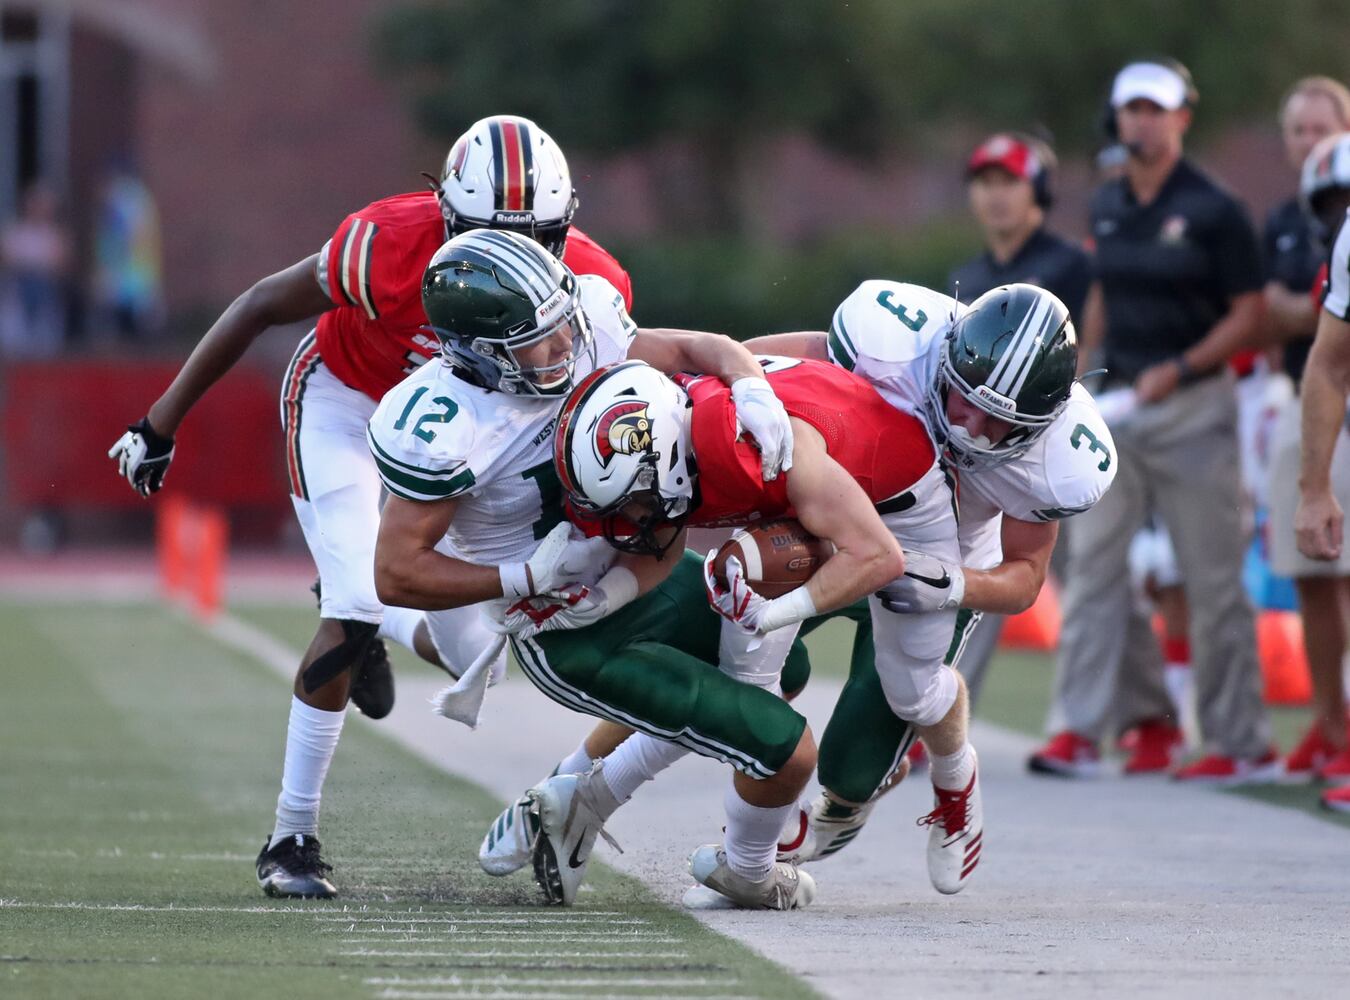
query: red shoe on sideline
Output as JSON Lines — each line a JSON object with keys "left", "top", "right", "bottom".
{"left": 1283, "top": 723, "right": 1338, "bottom": 782}
{"left": 1320, "top": 784, "right": 1350, "bottom": 813}
{"left": 1172, "top": 749, "right": 1281, "bottom": 785}
{"left": 1122, "top": 719, "right": 1185, "bottom": 775}
{"left": 907, "top": 741, "right": 928, "bottom": 772}
{"left": 1027, "top": 731, "right": 1100, "bottom": 778}
{"left": 1316, "top": 746, "right": 1350, "bottom": 785}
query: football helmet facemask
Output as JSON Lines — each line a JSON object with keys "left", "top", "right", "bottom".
{"left": 555, "top": 361, "right": 697, "bottom": 556}
{"left": 435, "top": 114, "right": 578, "bottom": 257}
{"left": 926, "top": 283, "right": 1077, "bottom": 471}
{"left": 420, "top": 229, "right": 594, "bottom": 397}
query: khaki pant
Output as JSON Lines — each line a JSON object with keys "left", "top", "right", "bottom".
{"left": 1048, "top": 374, "right": 1271, "bottom": 758}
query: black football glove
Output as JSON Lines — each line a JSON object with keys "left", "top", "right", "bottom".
{"left": 108, "top": 417, "right": 175, "bottom": 497}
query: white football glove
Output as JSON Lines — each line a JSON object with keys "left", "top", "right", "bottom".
{"left": 499, "top": 522, "right": 617, "bottom": 599}
{"left": 495, "top": 566, "right": 640, "bottom": 640}
{"left": 702, "top": 548, "right": 816, "bottom": 636}
{"left": 731, "top": 376, "right": 795, "bottom": 481}
{"left": 108, "top": 417, "right": 175, "bottom": 497}
{"left": 877, "top": 551, "right": 966, "bottom": 614}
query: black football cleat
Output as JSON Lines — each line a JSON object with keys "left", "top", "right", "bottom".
{"left": 256, "top": 834, "right": 337, "bottom": 899}
{"left": 349, "top": 638, "right": 395, "bottom": 720}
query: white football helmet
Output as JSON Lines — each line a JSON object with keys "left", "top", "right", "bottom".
{"left": 1301, "top": 132, "right": 1350, "bottom": 242}
{"left": 555, "top": 361, "right": 697, "bottom": 555}
{"left": 436, "top": 114, "right": 578, "bottom": 256}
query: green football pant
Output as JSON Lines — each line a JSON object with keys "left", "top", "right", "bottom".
{"left": 510, "top": 552, "right": 808, "bottom": 779}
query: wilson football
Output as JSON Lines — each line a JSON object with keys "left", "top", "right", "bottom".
{"left": 711, "top": 518, "right": 834, "bottom": 598}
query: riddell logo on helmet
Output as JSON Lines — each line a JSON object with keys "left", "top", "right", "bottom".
{"left": 493, "top": 211, "right": 535, "bottom": 226}
{"left": 593, "top": 401, "right": 653, "bottom": 467}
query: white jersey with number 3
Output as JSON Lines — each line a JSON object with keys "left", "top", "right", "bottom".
{"left": 828, "top": 280, "right": 1117, "bottom": 568}
{"left": 366, "top": 275, "right": 635, "bottom": 566}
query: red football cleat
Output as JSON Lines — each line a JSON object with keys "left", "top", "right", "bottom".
{"left": 1122, "top": 719, "right": 1185, "bottom": 775}
{"left": 1320, "top": 784, "right": 1350, "bottom": 813}
{"left": 1283, "top": 723, "right": 1338, "bottom": 782}
{"left": 1172, "top": 748, "right": 1281, "bottom": 785}
{"left": 1027, "top": 731, "right": 1100, "bottom": 778}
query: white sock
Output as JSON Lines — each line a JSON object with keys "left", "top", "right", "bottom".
{"left": 554, "top": 739, "right": 594, "bottom": 777}
{"left": 271, "top": 696, "right": 346, "bottom": 844}
{"left": 603, "top": 734, "right": 689, "bottom": 802}
{"left": 929, "top": 741, "right": 976, "bottom": 791}
{"left": 377, "top": 606, "right": 423, "bottom": 654}
{"left": 723, "top": 783, "right": 794, "bottom": 881}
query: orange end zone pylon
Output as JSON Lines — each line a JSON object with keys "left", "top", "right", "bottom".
{"left": 156, "top": 497, "right": 229, "bottom": 620}
{"left": 999, "top": 579, "right": 1062, "bottom": 651}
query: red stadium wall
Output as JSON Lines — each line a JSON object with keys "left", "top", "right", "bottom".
{"left": 2, "top": 361, "right": 289, "bottom": 518}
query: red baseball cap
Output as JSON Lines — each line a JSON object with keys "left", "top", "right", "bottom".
{"left": 966, "top": 134, "right": 1041, "bottom": 182}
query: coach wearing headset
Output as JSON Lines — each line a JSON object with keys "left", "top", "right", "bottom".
{"left": 1039, "top": 58, "right": 1276, "bottom": 782}
{"left": 947, "top": 133, "right": 1091, "bottom": 706}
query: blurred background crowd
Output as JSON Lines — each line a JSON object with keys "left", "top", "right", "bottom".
{"left": 5, "top": 0, "right": 1350, "bottom": 789}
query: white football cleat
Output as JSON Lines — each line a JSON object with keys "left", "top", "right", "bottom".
{"left": 776, "top": 755, "right": 911, "bottom": 864}
{"left": 531, "top": 764, "right": 620, "bottom": 906}
{"left": 917, "top": 749, "right": 983, "bottom": 895}
{"left": 777, "top": 795, "right": 873, "bottom": 864}
{"left": 687, "top": 844, "right": 816, "bottom": 910}
{"left": 478, "top": 790, "right": 542, "bottom": 876}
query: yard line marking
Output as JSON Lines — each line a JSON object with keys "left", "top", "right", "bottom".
{"left": 0, "top": 900, "right": 318, "bottom": 915}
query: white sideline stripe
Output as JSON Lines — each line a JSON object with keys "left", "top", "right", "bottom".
{"left": 343, "top": 949, "right": 692, "bottom": 959}
{"left": 316, "top": 915, "right": 647, "bottom": 925}
{"left": 366, "top": 978, "right": 723, "bottom": 988}
{"left": 372, "top": 993, "right": 744, "bottom": 1000}
{"left": 204, "top": 610, "right": 305, "bottom": 676}
{"left": 338, "top": 934, "right": 682, "bottom": 944}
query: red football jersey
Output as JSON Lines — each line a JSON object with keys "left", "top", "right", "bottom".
{"left": 681, "top": 358, "right": 936, "bottom": 528}
{"left": 314, "top": 190, "right": 633, "bottom": 401}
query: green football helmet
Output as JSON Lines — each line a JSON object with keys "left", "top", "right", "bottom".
{"left": 420, "top": 229, "right": 594, "bottom": 396}
{"left": 926, "top": 283, "right": 1077, "bottom": 470}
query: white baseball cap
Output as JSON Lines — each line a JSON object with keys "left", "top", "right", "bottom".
{"left": 1111, "top": 62, "right": 1189, "bottom": 110}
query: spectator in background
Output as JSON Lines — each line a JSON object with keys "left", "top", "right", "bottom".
{"left": 1276, "top": 127, "right": 1350, "bottom": 787}
{"left": 946, "top": 133, "right": 1091, "bottom": 707}
{"left": 1031, "top": 58, "right": 1276, "bottom": 782}
{"left": 0, "top": 180, "right": 70, "bottom": 358}
{"left": 92, "top": 161, "right": 163, "bottom": 340}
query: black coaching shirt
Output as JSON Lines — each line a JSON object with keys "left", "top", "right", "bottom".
{"left": 1264, "top": 195, "right": 1324, "bottom": 385}
{"left": 948, "top": 227, "right": 1092, "bottom": 320}
{"left": 1090, "top": 159, "right": 1263, "bottom": 385}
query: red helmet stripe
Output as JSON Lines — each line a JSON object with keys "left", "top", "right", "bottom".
{"left": 500, "top": 118, "right": 525, "bottom": 211}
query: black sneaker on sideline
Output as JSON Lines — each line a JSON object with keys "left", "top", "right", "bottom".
{"left": 256, "top": 834, "right": 337, "bottom": 899}
{"left": 350, "top": 638, "right": 395, "bottom": 720}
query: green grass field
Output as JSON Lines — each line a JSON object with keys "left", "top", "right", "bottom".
{"left": 0, "top": 601, "right": 819, "bottom": 1000}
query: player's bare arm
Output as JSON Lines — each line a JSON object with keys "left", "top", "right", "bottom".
{"left": 1296, "top": 309, "right": 1350, "bottom": 559}
{"left": 742, "top": 331, "right": 829, "bottom": 360}
{"left": 961, "top": 516, "right": 1058, "bottom": 614}
{"left": 784, "top": 419, "right": 906, "bottom": 612}
{"left": 150, "top": 254, "right": 334, "bottom": 437}
{"left": 373, "top": 495, "right": 499, "bottom": 610}
{"left": 631, "top": 326, "right": 796, "bottom": 478}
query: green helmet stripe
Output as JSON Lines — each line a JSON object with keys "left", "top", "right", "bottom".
{"left": 828, "top": 312, "right": 859, "bottom": 371}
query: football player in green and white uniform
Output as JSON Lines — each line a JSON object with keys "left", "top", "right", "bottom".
{"left": 749, "top": 281, "right": 1116, "bottom": 865}
{"left": 368, "top": 228, "right": 821, "bottom": 909}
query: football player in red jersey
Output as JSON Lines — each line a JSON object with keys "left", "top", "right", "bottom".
{"left": 107, "top": 116, "right": 641, "bottom": 898}
{"left": 498, "top": 357, "right": 981, "bottom": 906}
